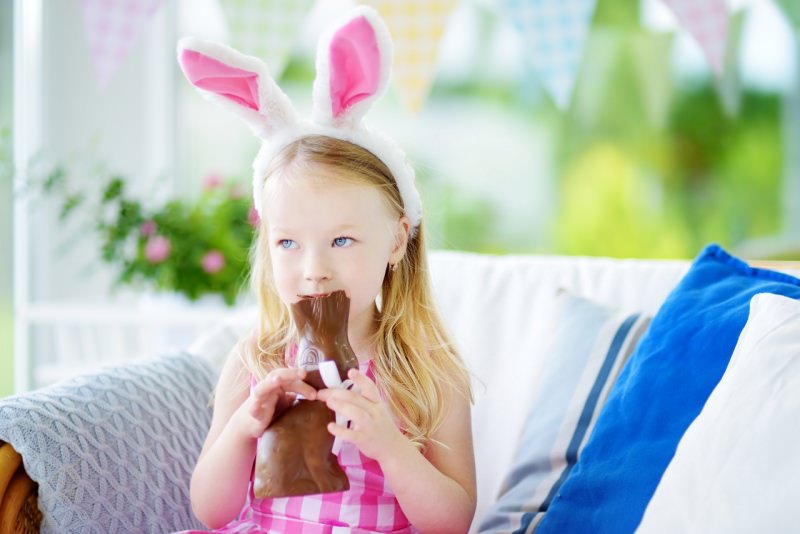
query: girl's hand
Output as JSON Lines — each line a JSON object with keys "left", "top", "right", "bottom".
{"left": 316, "top": 368, "right": 406, "bottom": 463}
{"left": 232, "top": 368, "right": 318, "bottom": 440}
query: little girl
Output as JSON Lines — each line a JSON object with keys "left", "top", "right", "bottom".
{"left": 176, "top": 7, "right": 475, "bottom": 533}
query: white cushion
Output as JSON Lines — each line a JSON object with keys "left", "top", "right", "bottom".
{"left": 637, "top": 292, "right": 800, "bottom": 534}
{"left": 479, "top": 291, "right": 650, "bottom": 532}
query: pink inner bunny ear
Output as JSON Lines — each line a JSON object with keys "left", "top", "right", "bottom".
{"left": 329, "top": 15, "right": 381, "bottom": 118}
{"left": 180, "top": 49, "right": 260, "bottom": 111}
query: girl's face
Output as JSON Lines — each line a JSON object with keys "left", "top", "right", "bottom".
{"left": 263, "top": 169, "right": 409, "bottom": 346}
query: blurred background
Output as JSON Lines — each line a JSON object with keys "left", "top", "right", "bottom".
{"left": 2, "top": 0, "right": 799, "bottom": 394}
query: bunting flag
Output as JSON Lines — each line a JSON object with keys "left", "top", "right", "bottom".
{"left": 570, "top": 30, "right": 620, "bottom": 120}
{"left": 218, "top": 0, "right": 315, "bottom": 78}
{"left": 628, "top": 30, "right": 675, "bottom": 128}
{"left": 714, "top": 9, "right": 744, "bottom": 117}
{"left": 79, "top": 0, "right": 165, "bottom": 88}
{"left": 360, "top": 0, "right": 459, "bottom": 113}
{"left": 660, "top": 0, "right": 729, "bottom": 75}
{"left": 502, "top": 0, "right": 598, "bottom": 110}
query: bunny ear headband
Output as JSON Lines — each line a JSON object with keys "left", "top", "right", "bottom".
{"left": 176, "top": 6, "right": 422, "bottom": 233}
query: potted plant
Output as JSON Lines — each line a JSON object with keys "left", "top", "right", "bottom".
{"left": 43, "top": 167, "right": 257, "bottom": 307}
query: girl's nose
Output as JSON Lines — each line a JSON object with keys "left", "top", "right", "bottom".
{"left": 303, "top": 251, "right": 332, "bottom": 282}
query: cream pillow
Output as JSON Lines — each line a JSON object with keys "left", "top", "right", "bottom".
{"left": 637, "top": 292, "right": 800, "bottom": 533}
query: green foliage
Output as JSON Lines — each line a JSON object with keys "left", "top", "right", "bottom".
{"left": 557, "top": 143, "right": 691, "bottom": 258}
{"left": 437, "top": 183, "right": 499, "bottom": 253}
{"left": 664, "top": 87, "right": 782, "bottom": 253}
{"left": 592, "top": 0, "right": 640, "bottom": 29}
{"left": 45, "top": 170, "right": 256, "bottom": 306}
{"left": 774, "top": 0, "right": 800, "bottom": 33}
{"left": 423, "top": 0, "right": 787, "bottom": 258}
{"left": 554, "top": 82, "right": 783, "bottom": 258}
{"left": 548, "top": 1, "right": 785, "bottom": 259}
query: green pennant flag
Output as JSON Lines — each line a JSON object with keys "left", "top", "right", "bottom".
{"left": 627, "top": 30, "right": 674, "bottom": 129}
{"left": 218, "top": 0, "right": 315, "bottom": 78}
{"left": 714, "top": 9, "right": 745, "bottom": 118}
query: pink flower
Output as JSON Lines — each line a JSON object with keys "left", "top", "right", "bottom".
{"left": 203, "top": 172, "right": 223, "bottom": 190}
{"left": 144, "top": 235, "right": 171, "bottom": 263}
{"left": 140, "top": 220, "right": 156, "bottom": 236}
{"left": 229, "top": 183, "right": 244, "bottom": 199}
{"left": 248, "top": 206, "right": 260, "bottom": 228}
{"left": 201, "top": 250, "right": 226, "bottom": 274}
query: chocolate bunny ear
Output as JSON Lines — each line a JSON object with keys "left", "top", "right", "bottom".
{"left": 311, "top": 6, "right": 393, "bottom": 130}
{"left": 177, "top": 37, "right": 299, "bottom": 140}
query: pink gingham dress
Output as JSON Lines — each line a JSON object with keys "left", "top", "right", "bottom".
{"left": 180, "top": 360, "right": 417, "bottom": 534}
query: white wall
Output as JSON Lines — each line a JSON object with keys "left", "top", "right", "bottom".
{"left": 26, "top": 0, "right": 178, "bottom": 303}
{"left": 2, "top": 1, "right": 12, "bottom": 291}
{"left": 2, "top": 0, "right": 14, "bottom": 396}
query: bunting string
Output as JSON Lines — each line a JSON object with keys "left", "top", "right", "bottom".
{"left": 74, "top": 0, "right": 770, "bottom": 116}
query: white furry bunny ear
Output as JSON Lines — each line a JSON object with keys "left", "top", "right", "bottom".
{"left": 312, "top": 6, "right": 393, "bottom": 129}
{"left": 177, "top": 37, "right": 298, "bottom": 140}
{"left": 178, "top": 7, "right": 422, "bottom": 231}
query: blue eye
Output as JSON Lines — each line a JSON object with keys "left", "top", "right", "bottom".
{"left": 279, "top": 239, "right": 297, "bottom": 249}
{"left": 332, "top": 236, "right": 353, "bottom": 248}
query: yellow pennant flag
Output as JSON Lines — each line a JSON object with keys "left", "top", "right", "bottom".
{"left": 360, "top": 0, "right": 459, "bottom": 113}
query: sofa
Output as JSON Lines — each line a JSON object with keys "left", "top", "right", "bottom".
{"left": 1, "top": 244, "right": 799, "bottom": 533}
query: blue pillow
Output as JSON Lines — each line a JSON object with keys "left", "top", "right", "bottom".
{"left": 536, "top": 244, "right": 800, "bottom": 534}
{"left": 479, "top": 291, "right": 650, "bottom": 533}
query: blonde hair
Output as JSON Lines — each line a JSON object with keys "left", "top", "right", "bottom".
{"left": 241, "top": 134, "right": 472, "bottom": 450}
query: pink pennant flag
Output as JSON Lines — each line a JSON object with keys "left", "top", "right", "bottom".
{"left": 660, "top": 0, "right": 729, "bottom": 74}
{"left": 79, "top": 0, "right": 165, "bottom": 88}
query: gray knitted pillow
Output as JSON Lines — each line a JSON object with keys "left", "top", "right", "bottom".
{"left": 0, "top": 352, "right": 215, "bottom": 534}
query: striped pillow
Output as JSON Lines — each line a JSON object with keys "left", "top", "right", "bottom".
{"left": 479, "top": 290, "right": 650, "bottom": 534}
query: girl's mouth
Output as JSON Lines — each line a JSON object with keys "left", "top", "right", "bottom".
{"left": 298, "top": 293, "right": 331, "bottom": 299}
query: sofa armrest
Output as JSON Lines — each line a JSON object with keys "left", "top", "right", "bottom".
{"left": 0, "top": 441, "right": 42, "bottom": 534}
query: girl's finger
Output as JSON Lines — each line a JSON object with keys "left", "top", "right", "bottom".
{"left": 327, "top": 421, "right": 357, "bottom": 442}
{"left": 316, "top": 386, "right": 358, "bottom": 403}
{"left": 325, "top": 395, "right": 369, "bottom": 423}
{"left": 347, "top": 369, "right": 381, "bottom": 403}
{"left": 286, "top": 379, "right": 317, "bottom": 400}
{"left": 253, "top": 368, "right": 307, "bottom": 397}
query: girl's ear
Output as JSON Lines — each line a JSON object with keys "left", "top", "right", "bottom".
{"left": 389, "top": 216, "right": 411, "bottom": 266}
{"left": 177, "top": 37, "right": 298, "bottom": 140}
{"left": 312, "top": 6, "right": 392, "bottom": 129}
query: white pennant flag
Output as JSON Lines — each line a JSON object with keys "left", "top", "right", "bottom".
{"left": 660, "top": 0, "right": 729, "bottom": 75}
{"left": 502, "top": 0, "right": 598, "bottom": 109}
{"left": 79, "top": 0, "right": 165, "bottom": 88}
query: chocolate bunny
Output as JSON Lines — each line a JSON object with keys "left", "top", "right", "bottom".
{"left": 253, "top": 291, "right": 359, "bottom": 498}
